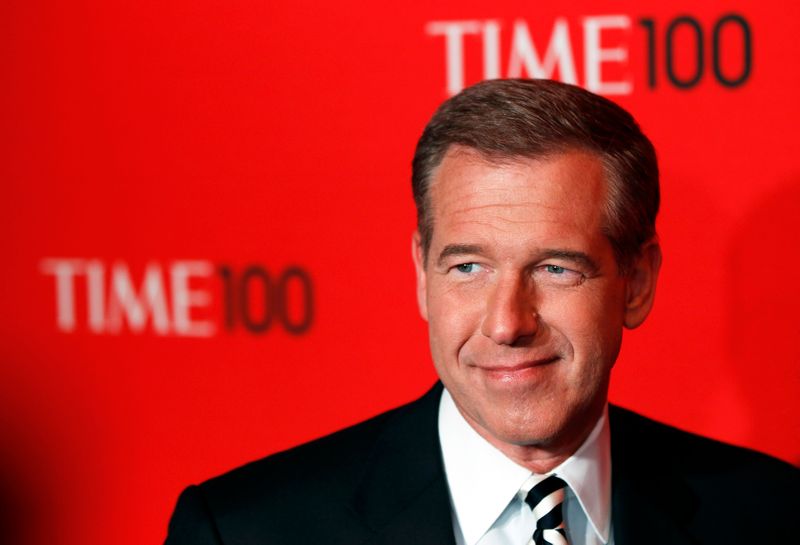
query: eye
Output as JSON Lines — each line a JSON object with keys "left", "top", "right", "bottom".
{"left": 454, "top": 263, "right": 481, "bottom": 274}
{"left": 545, "top": 264, "right": 566, "bottom": 274}
{"left": 536, "top": 263, "right": 585, "bottom": 286}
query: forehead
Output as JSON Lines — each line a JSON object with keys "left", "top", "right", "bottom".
{"left": 428, "top": 147, "right": 608, "bottom": 243}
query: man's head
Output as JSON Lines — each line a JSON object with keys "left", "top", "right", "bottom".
{"left": 412, "top": 78, "right": 659, "bottom": 274}
{"left": 410, "top": 79, "right": 662, "bottom": 469}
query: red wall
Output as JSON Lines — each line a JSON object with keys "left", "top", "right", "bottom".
{"left": 2, "top": 1, "right": 798, "bottom": 544}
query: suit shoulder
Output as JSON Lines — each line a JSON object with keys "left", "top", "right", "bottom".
{"left": 610, "top": 405, "right": 799, "bottom": 488}
{"left": 201, "top": 403, "right": 400, "bottom": 503}
{"left": 165, "top": 384, "right": 448, "bottom": 544}
{"left": 191, "top": 385, "right": 442, "bottom": 522}
{"left": 165, "top": 410, "right": 399, "bottom": 544}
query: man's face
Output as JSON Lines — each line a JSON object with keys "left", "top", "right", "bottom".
{"left": 413, "top": 147, "right": 658, "bottom": 455}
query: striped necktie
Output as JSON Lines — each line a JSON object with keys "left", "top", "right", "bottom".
{"left": 521, "top": 474, "right": 569, "bottom": 545}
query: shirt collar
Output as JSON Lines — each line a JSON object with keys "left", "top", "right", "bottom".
{"left": 553, "top": 404, "right": 611, "bottom": 543}
{"left": 438, "top": 388, "right": 611, "bottom": 545}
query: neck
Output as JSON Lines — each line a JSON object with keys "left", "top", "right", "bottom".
{"left": 458, "top": 402, "right": 606, "bottom": 474}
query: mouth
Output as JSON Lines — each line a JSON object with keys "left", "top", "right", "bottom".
{"left": 475, "top": 356, "right": 560, "bottom": 381}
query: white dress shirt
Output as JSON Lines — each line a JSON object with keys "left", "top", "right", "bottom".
{"left": 438, "top": 389, "right": 613, "bottom": 545}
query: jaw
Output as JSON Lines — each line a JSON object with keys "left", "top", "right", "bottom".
{"left": 440, "top": 359, "right": 611, "bottom": 471}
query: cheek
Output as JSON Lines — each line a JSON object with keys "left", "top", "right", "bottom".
{"left": 426, "top": 294, "right": 467, "bottom": 369}
{"left": 427, "top": 281, "right": 483, "bottom": 346}
{"left": 542, "top": 288, "right": 624, "bottom": 367}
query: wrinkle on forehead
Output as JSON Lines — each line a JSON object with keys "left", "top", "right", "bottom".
{"left": 433, "top": 148, "right": 605, "bottom": 203}
{"left": 440, "top": 181, "right": 604, "bottom": 230}
{"left": 428, "top": 147, "right": 609, "bottom": 244}
{"left": 434, "top": 179, "right": 566, "bottom": 219}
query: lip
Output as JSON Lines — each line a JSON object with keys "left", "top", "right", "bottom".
{"left": 475, "top": 356, "right": 560, "bottom": 380}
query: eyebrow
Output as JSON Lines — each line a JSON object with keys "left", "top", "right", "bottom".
{"left": 436, "top": 244, "right": 486, "bottom": 267}
{"left": 537, "top": 249, "right": 600, "bottom": 274}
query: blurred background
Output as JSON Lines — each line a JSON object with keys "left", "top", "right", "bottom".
{"left": 2, "top": 1, "right": 798, "bottom": 544}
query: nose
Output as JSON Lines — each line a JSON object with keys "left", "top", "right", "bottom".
{"left": 480, "top": 273, "right": 538, "bottom": 345}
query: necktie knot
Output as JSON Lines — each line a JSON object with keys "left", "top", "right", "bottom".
{"left": 520, "top": 474, "right": 569, "bottom": 545}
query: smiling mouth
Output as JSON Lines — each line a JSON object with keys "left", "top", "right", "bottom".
{"left": 476, "top": 356, "right": 561, "bottom": 373}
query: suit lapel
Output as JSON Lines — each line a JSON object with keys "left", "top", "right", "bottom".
{"left": 352, "top": 383, "right": 456, "bottom": 545}
{"left": 609, "top": 406, "right": 699, "bottom": 545}
{"left": 349, "top": 393, "right": 704, "bottom": 545}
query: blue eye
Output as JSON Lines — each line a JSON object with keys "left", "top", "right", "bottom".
{"left": 536, "top": 264, "right": 585, "bottom": 286}
{"left": 455, "top": 263, "right": 478, "bottom": 273}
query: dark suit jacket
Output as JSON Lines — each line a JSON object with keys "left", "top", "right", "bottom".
{"left": 165, "top": 384, "right": 799, "bottom": 544}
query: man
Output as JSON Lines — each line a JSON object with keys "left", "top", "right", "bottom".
{"left": 165, "top": 79, "right": 798, "bottom": 545}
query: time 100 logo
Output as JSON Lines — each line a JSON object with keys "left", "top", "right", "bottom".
{"left": 40, "top": 258, "right": 314, "bottom": 337}
{"left": 427, "top": 12, "right": 752, "bottom": 95}
{"left": 219, "top": 264, "right": 312, "bottom": 335}
{"left": 639, "top": 14, "right": 751, "bottom": 89}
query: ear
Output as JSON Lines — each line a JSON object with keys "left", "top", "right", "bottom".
{"left": 623, "top": 239, "right": 662, "bottom": 329}
{"left": 411, "top": 231, "right": 429, "bottom": 321}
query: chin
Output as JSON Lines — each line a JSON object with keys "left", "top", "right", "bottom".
{"left": 505, "top": 421, "right": 565, "bottom": 448}
{"left": 481, "top": 404, "right": 567, "bottom": 448}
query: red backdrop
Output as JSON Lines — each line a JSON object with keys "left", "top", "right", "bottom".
{"left": 2, "top": 1, "right": 798, "bottom": 544}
